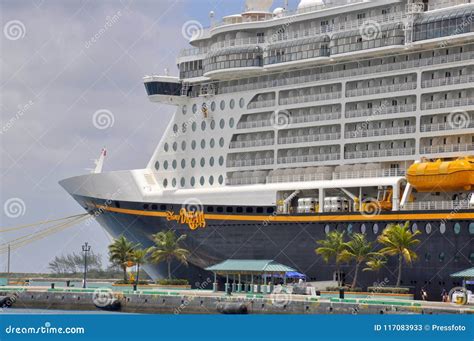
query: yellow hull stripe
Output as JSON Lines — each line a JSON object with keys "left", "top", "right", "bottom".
{"left": 95, "top": 205, "right": 474, "bottom": 222}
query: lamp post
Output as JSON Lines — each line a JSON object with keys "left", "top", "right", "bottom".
{"left": 82, "top": 242, "right": 91, "bottom": 288}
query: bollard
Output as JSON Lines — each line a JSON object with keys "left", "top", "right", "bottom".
{"left": 133, "top": 284, "right": 137, "bottom": 292}
{"left": 66, "top": 280, "right": 70, "bottom": 287}
{"left": 225, "top": 283, "right": 231, "bottom": 295}
{"left": 339, "top": 288, "right": 344, "bottom": 299}
{"left": 51, "top": 283, "right": 55, "bottom": 289}
{"left": 213, "top": 282, "right": 218, "bottom": 292}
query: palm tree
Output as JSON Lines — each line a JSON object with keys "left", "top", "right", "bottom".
{"left": 108, "top": 236, "right": 136, "bottom": 282}
{"left": 377, "top": 222, "right": 421, "bottom": 286}
{"left": 363, "top": 253, "right": 387, "bottom": 273}
{"left": 132, "top": 249, "right": 148, "bottom": 285}
{"left": 340, "top": 233, "right": 376, "bottom": 288}
{"left": 315, "top": 230, "right": 346, "bottom": 287}
{"left": 148, "top": 230, "right": 190, "bottom": 280}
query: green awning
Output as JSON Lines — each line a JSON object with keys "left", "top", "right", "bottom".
{"left": 205, "top": 259, "right": 296, "bottom": 273}
{"left": 450, "top": 267, "right": 474, "bottom": 278}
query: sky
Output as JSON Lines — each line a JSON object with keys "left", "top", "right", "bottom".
{"left": 0, "top": 0, "right": 299, "bottom": 273}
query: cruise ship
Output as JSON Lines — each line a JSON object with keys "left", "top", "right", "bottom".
{"left": 61, "top": 0, "right": 474, "bottom": 295}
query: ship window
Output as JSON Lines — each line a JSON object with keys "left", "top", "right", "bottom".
{"left": 360, "top": 224, "right": 366, "bottom": 234}
{"left": 453, "top": 223, "right": 461, "bottom": 234}
{"left": 163, "top": 179, "right": 168, "bottom": 188}
{"left": 469, "top": 223, "right": 474, "bottom": 234}
{"left": 172, "top": 178, "right": 177, "bottom": 187}
{"left": 180, "top": 178, "right": 185, "bottom": 187}
{"left": 192, "top": 104, "right": 197, "bottom": 114}
{"left": 411, "top": 223, "right": 418, "bottom": 233}
{"left": 470, "top": 253, "right": 474, "bottom": 263}
{"left": 218, "top": 175, "right": 224, "bottom": 185}
{"left": 154, "top": 161, "right": 159, "bottom": 170}
{"left": 192, "top": 122, "right": 197, "bottom": 132}
{"left": 151, "top": 204, "right": 157, "bottom": 210}
{"left": 160, "top": 204, "right": 166, "bottom": 210}
{"left": 211, "top": 101, "right": 216, "bottom": 111}
{"left": 209, "top": 157, "right": 215, "bottom": 166}
{"left": 182, "top": 105, "right": 187, "bottom": 115}
{"left": 230, "top": 99, "right": 235, "bottom": 109}
{"left": 201, "top": 139, "right": 206, "bottom": 149}
{"left": 229, "top": 118, "right": 235, "bottom": 128}
{"left": 181, "top": 159, "right": 186, "bottom": 169}
{"left": 237, "top": 207, "right": 243, "bottom": 213}
{"left": 163, "top": 161, "right": 168, "bottom": 170}
{"left": 210, "top": 138, "right": 215, "bottom": 148}
{"left": 200, "top": 176, "right": 205, "bottom": 186}
{"left": 200, "top": 158, "right": 205, "bottom": 167}
{"left": 207, "top": 206, "right": 214, "bottom": 213}
{"left": 182, "top": 123, "right": 187, "bottom": 134}
{"left": 210, "top": 120, "right": 216, "bottom": 130}
{"left": 201, "top": 121, "right": 206, "bottom": 131}
{"left": 425, "top": 223, "right": 432, "bottom": 234}
{"left": 246, "top": 207, "right": 253, "bottom": 213}
{"left": 219, "top": 156, "right": 224, "bottom": 166}
{"left": 172, "top": 160, "right": 177, "bottom": 169}
{"left": 440, "top": 222, "right": 446, "bottom": 234}
{"left": 219, "top": 119, "right": 225, "bottom": 129}
{"left": 372, "top": 223, "right": 379, "bottom": 234}
{"left": 239, "top": 98, "right": 245, "bottom": 108}
{"left": 191, "top": 140, "right": 196, "bottom": 150}
{"left": 226, "top": 206, "right": 233, "bottom": 213}
{"left": 266, "top": 207, "right": 274, "bottom": 214}
{"left": 217, "top": 206, "right": 223, "bottom": 213}
{"left": 164, "top": 143, "right": 169, "bottom": 152}
{"left": 438, "top": 252, "right": 445, "bottom": 262}
{"left": 324, "top": 224, "right": 330, "bottom": 234}
{"left": 220, "top": 100, "right": 225, "bottom": 110}
{"left": 424, "top": 253, "right": 431, "bottom": 262}
{"left": 173, "top": 124, "right": 178, "bottom": 133}
{"left": 219, "top": 138, "right": 225, "bottom": 147}
{"left": 181, "top": 141, "right": 186, "bottom": 151}
{"left": 256, "top": 207, "right": 263, "bottom": 214}
{"left": 190, "top": 177, "right": 195, "bottom": 186}
{"left": 143, "top": 204, "right": 149, "bottom": 210}
{"left": 173, "top": 142, "right": 177, "bottom": 151}
{"left": 191, "top": 158, "right": 196, "bottom": 168}
{"left": 209, "top": 176, "right": 214, "bottom": 185}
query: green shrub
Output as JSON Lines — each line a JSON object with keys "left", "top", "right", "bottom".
{"left": 114, "top": 280, "right": 149, "bottom": 285}
{"left": 156, "top": 279, "right": 189, "bottom": 286}
{"left": 367, "top": 286, "right": 410, "bottom": 294}
{"left": 325, "top": 286, "right": 362, "bottom": 292}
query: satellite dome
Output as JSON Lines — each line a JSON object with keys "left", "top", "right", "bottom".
{"left": 245, "top": 0, "right": 273, "bottom": 12}
{"left": 273, "top": 7, "right": 284, "bottom": 17}
{"left": 297, "top": 0, "right": 325, "bottom": 10}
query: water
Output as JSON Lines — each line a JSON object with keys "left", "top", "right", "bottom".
{"left": 1, "top": 308, "right": 131, "bottom": 314}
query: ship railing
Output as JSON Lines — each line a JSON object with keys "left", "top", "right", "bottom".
{"left": 344, "top": 126, "right": 416, "bottom": 139}
{"left": 226, "top": 176, "right": 266, "bottom": 186}
{"left": 229, "top": 138, "right": 274, "bottom": 149}
{"left": 216, "top": 51, "right": 474, "bottom": 95}
{"left": 291, "top": 112, "right": 341, "bottom": 124}
{"left": 420, "top": 143, "right": 474, "bottom": 154}
{"left": 401, "top": 200, "right": 471, "bottom": 211}
{"left": 421, "top": 74, "right": 474, "bottom": 88}
{"left": 278, "top": 153, "right": 340, "bottom": 164}
{"left": 346, "top": 82, "right": 417, "bottom": 97}
{"left": 267, "top": 173, "right": 332, "bottom": 183}
{"left": 279, "top": 92, "right": 341, "bottom": 105}
{"left": 237, "top": 120, "right": 273, "bottom": 129}
{"left": 278, "top": 132, "right": 341, "bottom": 145}
{"left": 421, "top": 98, "right": 474, "bottom": 110}
{"left": 333, "top": 168, "right": 407, "bottom": 180}
{"left": 344, "top": 147, "right": 416, "bottom": 160}
{"left": 420, "top": 120, "right": 474, "bottom": 132}
{"left": 345, "top": 104, "right": 417, "bottom": 119}
{"left": 247, "top": 100, "right": 275, "bottom": 110}
{"left": 227, "top": 158, "right": 274, "bottom": 167}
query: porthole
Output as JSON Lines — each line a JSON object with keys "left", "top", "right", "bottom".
{"left": 182, "top": 105, "right": 187, "bottom": 115}
{"left": 453, "top": 223, "right": 461, "bottom": 234}
{"left": 220, "top": 100, "right": 225, "bottom": 110}
{"left": 246, "top": 207, "right": 253, "bottom": 213}
{"left": 347, "top": 224, "right": 353, "bottom": 234}
{"left": 470, "top": 252, "right": 474, "bottom": 263}
{"left": 425, "top": 223, "right": 432, "bottom": 234}
{"left": 219, "top": 137, "right": 224, "bottom": 147}
{"left": 191, "top": 140, "right": 196, "bottom": 150}
{"left": 230, "top": 99, "right": 235, "bottom": 109}
{"left": 424, "top": 253, "right": 431, "bottom": 262}
{"left": 209, "top": 176, "right": 214, "bottom": 185}
{"left": 192, "top": 104, "right": 197, "bottom": 114}
{"left": 200, "top": 139, "right": 206, "bottom": 149}
{"left": 201, "top": 121, "right": 206, "bottom": 131}
{"left": 172, "top": 178, "right": 177, "bottom": 187}
{"left": 182, "top": 123, "right": 187, "bottom": 133}
{"left": 209, "top": 157, "right": 215, "bottom": 166}
{"left": 200, "top": 158, "right": 205, "bottom": 167}
{"left": 210, "top": 120, "right": 216, "bottom": 130}
{"left": 163, "top": 179, "right": 168, "bottom": 188}
{"left": 229, "top": 118, "right": 235, "bottom": 128}
{"left": 191, "top": 158, "right": 196, "bottom": 168}
{"left": 192, "top": 122, "right": 197, "bottom": 132}
{"left": 239, "top": 98, "right": 245, "bottom": 108}
{"left": 164, "top": 160, "right": 168, "bottom": 170}
{"left": 173, "top": 124, "right": 178, "bottom": 133}
{"left": 181, "top": 159, "right": 186, "bottom": 169}
{"left": 154, "top": 161, "right": 159, "bottom": 170}
{"left": 218, "top": 175, "right": 224, "bottom": 185}
{"left": 360, "top": 224, "right": 366, "bottom": 234}
{"left": 440, "top": 222, "right": 446, "bottom": 234}
{"left": 219, "top": 119, "right": 225, "bottom": 129}
{"left": 438, "top": 252, "right": 445, "bottom": 262}
{"left": 200, "top": 176, "right": 205, "bottom": 186}
{"left": 211, "top": 101, "right": 216, "bottom": 112}
{"left": 181, "top": 141, "right": 186, "bottom": 151}
{"left": 210, "top": 138, "right": 215, "bottom": 148}
{"left": 324, "top": 224, "right": 330, "bottom": 234}
{"left": 172, "top": 160, "right": 177, "bottom": 169}
{"left": 372, "top": 223, "right": 379, "bottom": 234}
{"left": 469, "top": 222, "right": 474, "bottom": 234}
{"left": 219, "top": 156, "right": 224, "bottom": 166}
{"left": 411, "top": 223, "right": 418, "bottom": 233}
{"left": 180, "top": 177, "right": 185, "bottom": 187}
{"left": 164, "top": 143, "right": 169, "bottom": 152}
{"left": 190, "top": 177, "right": 195, "bottom": 186}
{"left": 172, "top": 142, "right": 177, "bottom": 151}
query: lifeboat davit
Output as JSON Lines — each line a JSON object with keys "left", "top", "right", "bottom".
{"left": 406, "top": 157, "right": 474, "bottom": 192}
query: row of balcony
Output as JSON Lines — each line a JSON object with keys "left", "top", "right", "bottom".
{"left": 421, "top": 98, "right": 474, "bottom": 110}
{"left": 420, "top": 120, "right": 474, "bottom": 132}
{"left": 278, "top": 133, "right": 341, "bottom": 145}
{"left": 346, "top": 82, "right": 417, "bottom": 97}
{"left": 279, "top": 92, "right": 341, "bottom": 106}
{"left": 420, "top": 143, "right": 474, "bottom": 154}
{"left": 229, "top": 138, "right": 274, "bottom": 149}
{"left": 400, "top": 200, "right": 471, "bottom": 211}
{"left": 421, "top": 74, "right": 474, "bottom": 88}
{"left": 344, "top": 147, "right": 416, "bottom": 160}
{"left": 345, "top": 126, "right": 416, "bottom": 139}
{"left": 345, "top": 104, "right": 417, "bottom": 118}
{"left": 227, "top": 158, "right": 274, "bottom": 167}
{"left": 278, "top": 154, "right": 340, "bottom": 164}
{"left": 247, "top": 99, "right": 275, "bottom": 110}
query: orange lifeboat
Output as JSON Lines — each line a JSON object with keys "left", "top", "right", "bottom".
{"left": 406, "top": 157, "right": 474, "bottom": 192}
